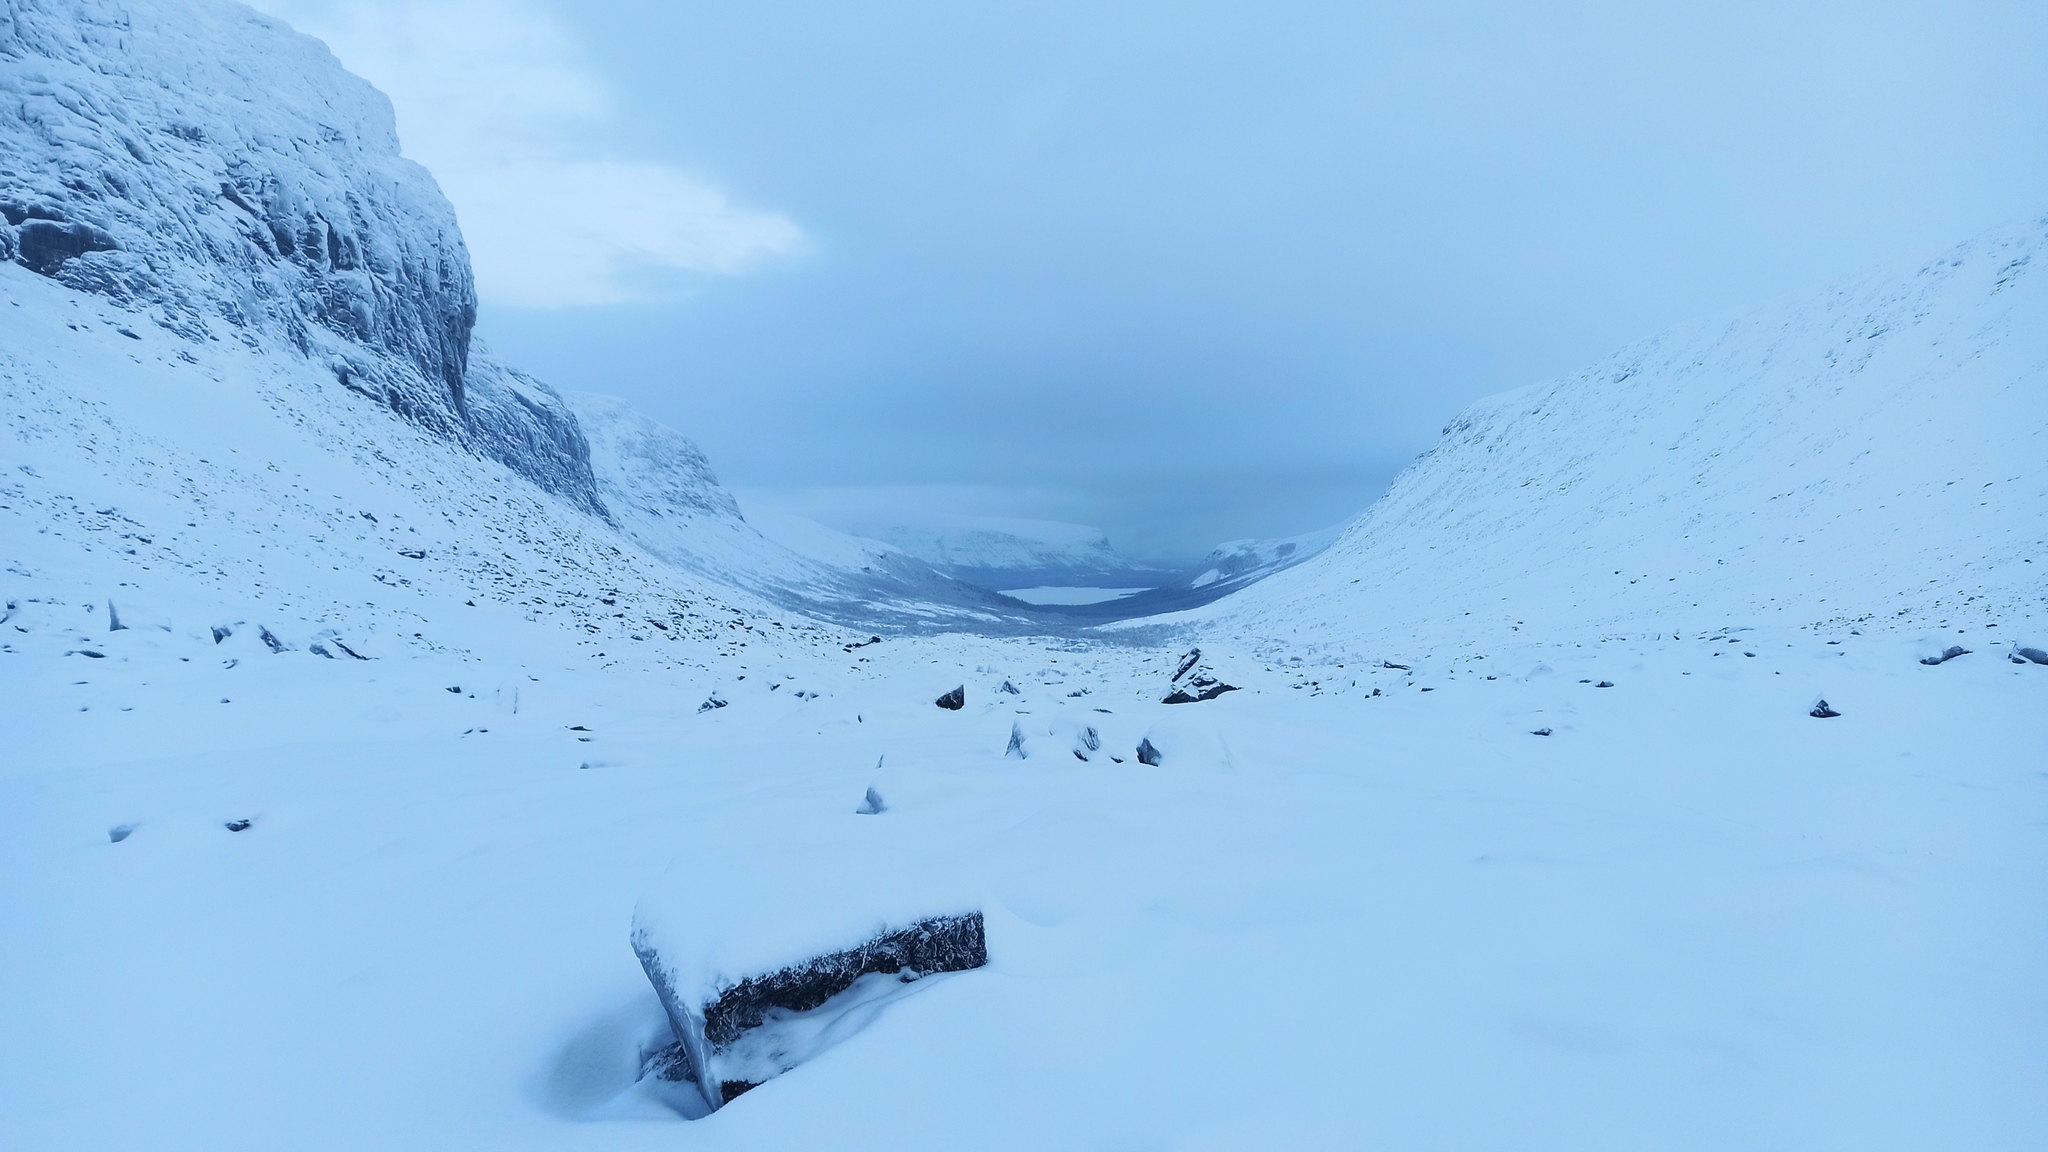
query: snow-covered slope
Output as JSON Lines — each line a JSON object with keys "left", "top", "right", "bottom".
{"left": 1185, "top": 522, "right": 1342, "bottom": 591}
{"left": 1202, "top": 215, "right": 2048, "bottom": 658}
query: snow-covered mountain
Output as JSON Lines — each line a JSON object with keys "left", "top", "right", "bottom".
{"left": 4, "top": 3, "right": 2042, "bottom": 1148}
{"left": 855, "top": 517, "right": 1167, "bottom": 592}
{"left": 0, "top": 0, "right": 1067, "bottom": 634}
{"left": 567, "top": 392, "right": 1036, "bottom": 626}
{"left": 0, "top": 0, "right": 606, "bottom": 513}
{"left": 1196, "top": 215, "right": 2048, "bottom": 660}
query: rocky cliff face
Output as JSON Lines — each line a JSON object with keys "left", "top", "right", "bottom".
{"left": 0, "top": 0, "right": 601, "bottom": 512}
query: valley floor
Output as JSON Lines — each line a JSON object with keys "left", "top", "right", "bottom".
{"left": 4, "top": 605, "right": 2043, "bottom": 1150}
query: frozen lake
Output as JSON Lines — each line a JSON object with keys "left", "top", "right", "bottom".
{"left": 998, "top": 586, "right": 1153, "bottom": 605}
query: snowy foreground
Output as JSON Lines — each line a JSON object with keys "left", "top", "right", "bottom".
{"left": 4, "top": 0, "right": 2046, "bottom": 1146}
{"left": 4, "top": 601, "right": 2044, "bottom": 1149}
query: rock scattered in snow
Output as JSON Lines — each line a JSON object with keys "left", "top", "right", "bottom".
{"left": 935, "top": 685, "right": 965, "bottom": 710}
{"left": 2013, "top": 647, "right": 2048, "bottom": 665}
{"left": 855, "top": 787, "right": 886, "bottom": 815}
{"left": 1919, "top": 646, "right": 1970, "bottom": 666}
{"left": 1005, "top": 723, "right": 1027, "bottom": 759}
{"left": 1810, "top": 700, "right": 1842, "bottom": 719}
{"left": 1161, "top": 648, "right": 1238, "bottom": 704}
{"left": 1136, "top": 737, "right": 1163, "bottom": 766}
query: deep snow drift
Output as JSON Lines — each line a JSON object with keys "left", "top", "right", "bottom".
{"left": 3, "top": 2, "right": 2045, "bottom": 1150}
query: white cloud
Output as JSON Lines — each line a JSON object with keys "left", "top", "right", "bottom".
{"left": 251, "top": 0, "right": 803, "bottom": 307}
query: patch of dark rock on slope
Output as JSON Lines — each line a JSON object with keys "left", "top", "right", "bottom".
{"left": 634, "top": 913, "right": 987, "bottom": 1113}
{"left": 935, "top": 685, "right": 965, "bottom": 710}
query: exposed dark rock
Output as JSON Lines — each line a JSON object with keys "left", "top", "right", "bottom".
{"left": 1005, "top": 722, "right": 1027, "bottom": 759}
{"left": 1810, "top": 700, "right": 1841, "bottom": 718}
{"left": 1595, "top": 680, "right": 1613, "bottom": 688}
{"left": 211, "top": 625, "right": 232, "bottom": 644}
{"left": 224, "top": 818, "right": 252, "bottom": 832}
{"left": 1136, "top": 737, "right": 1163, "bottom": 766}
{"left": 634, "top": 912, "right": 987, "bottom": 1112}
{"left": 1162, "top": 647, "right": 1238, "bottom": 704}
{"left": 697, "top": 695, "right": 726, "bottom": 713}
{"left": 935, "top": 686, "right": 965, "bottom": 710}
{"left": 1531, "top": 727, "right": 1552, "bottom": 736}
{"left": 999, "top": 680, "right": 1021, "bottom": 695}
{"left": 398, "top": 548, "right": 426, "bottom": 560}
{"left": 1381, "top": 661, "right": 1410, "bottom": 670}
{"left": 14, "top": 219, "right": 116, "bottom": 275}
{"left": 108, "top": 824, "right": 135, "bottom": 843}
{"left": 699, "top": 914, "right": 985, "bottom": 1048}
{"left": 2015, "top": 647, "right": 2048, "bottom": 665}
{"left": 257, "top": 626, "right": 285, "bottom": 653}
{"left": 1919, "top": 646, "right": 1969, "bottom": 666}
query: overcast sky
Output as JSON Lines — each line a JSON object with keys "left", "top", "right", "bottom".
{"left": 260, "top": 0, "right": 2048, "bottom": 564}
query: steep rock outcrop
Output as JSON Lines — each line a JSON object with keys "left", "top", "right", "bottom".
{"left": 0, "top": 0, "right": 600, "bottom": 511}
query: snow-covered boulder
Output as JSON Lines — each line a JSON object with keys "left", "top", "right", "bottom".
{"left": 1134, "top": 710, "right": 1238, "bottom": 772}
{"left": 630, "top": 849, "right": 986, "bottom": 1113}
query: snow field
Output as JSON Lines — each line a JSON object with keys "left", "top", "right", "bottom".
{"left": 4, "top": 604, "right": 2043, "bottom": 1149}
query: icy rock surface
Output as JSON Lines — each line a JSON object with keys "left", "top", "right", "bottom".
{"left": 0, "top": 0, "right": 600, "bottom": 511}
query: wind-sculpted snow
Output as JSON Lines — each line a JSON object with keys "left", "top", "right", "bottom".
{"left": 0, "top": 0, "right": 599, "bottom": 510}
{"left": 1202, "top": 214, "right": 2048, "bottom": 658}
